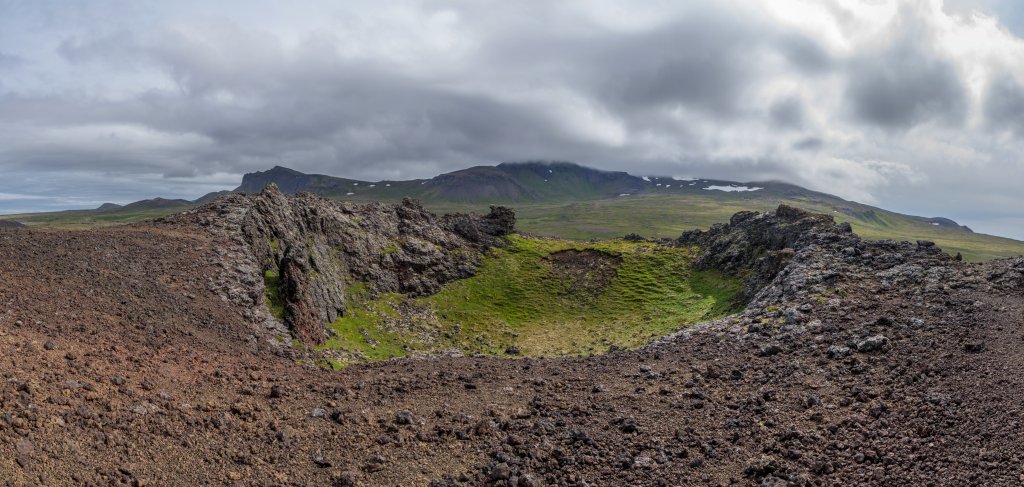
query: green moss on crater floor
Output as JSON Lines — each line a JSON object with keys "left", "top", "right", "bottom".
{"left": 315, "top": 235, "right": 742, "bottom": 366}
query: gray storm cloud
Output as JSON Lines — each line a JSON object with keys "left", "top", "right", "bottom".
{"left": 985, "top": 73, "right": 1024, "bottom": 137}
{"left": 844, "top": 26, "right": 968, "bottom": 129}
{"left": 1, "top": 0, "right": 1024, "bottom": 238}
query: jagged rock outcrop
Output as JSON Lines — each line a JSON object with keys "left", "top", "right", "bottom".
{"left": 675, "top": 204, "right": 975, "bottom": 312}
{"left": 163, "top": 185, "right": 514, "bottom": 344}
{"left": 985, "top": 256, "right": 1024, "bottom": 291}
{"left": 678, "top": 205, "right": 859, "bottom": 303}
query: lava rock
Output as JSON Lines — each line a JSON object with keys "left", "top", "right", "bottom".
{"left": 856, "top": 335, "right": 890, "bottom": 353}
{"left": 395, "top": 410, "right": 415, "bottom": 425}
{"left": 827, "top": 345, "right": 852, "bottom": 359}
{"left": 758, "top": 343, "right": 783, "bottom": 356}
{"left": 964, "top": 341, "right": 986, "bottom": 353}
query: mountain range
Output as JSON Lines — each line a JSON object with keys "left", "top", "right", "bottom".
{"left": 2, "top": 161, "right": 1021, "bottom": 260}
{"left": 235, "top": 162, "right": 649, "bottom": 202}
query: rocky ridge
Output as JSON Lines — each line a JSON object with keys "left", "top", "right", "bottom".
{"left": 161, "top": 184, "right": 514, "bottom": 344}
{"left": 678, "top": 205, "right": 855, "bottom": 305}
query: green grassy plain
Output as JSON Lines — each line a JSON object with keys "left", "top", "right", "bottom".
{"left": 424, "top": 193, "right": 1024, "bottom": 262}
{"left": 4, "top": 191, "right": 1022, "bottom": 261}
{"left": 0, "top": 205, "right": 193, "bottom": 230}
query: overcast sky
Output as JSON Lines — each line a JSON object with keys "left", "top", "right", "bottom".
{"left": 2, "top": 1, "right": 1024, "bottom": 238}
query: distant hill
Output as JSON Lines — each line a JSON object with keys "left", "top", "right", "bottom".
{"left": 921, "top": 216, "right": 973, "bottom": 232}
{"left": 193, "top": 190, "right": 235, "bottom": 205}
{"left": 236, "top": 166, "right": 368, "bottom": 194}
{"left": 235, "top": 162, "right": 647, "bottom": 202}
{"left": 3, "top": 161, "right": 1023, "bottom": 261}
{"left": 234, "top": 162, "right": 880, "bottom": 210}
{"left": 420, "top": 162, "right": 646, "bottom": 201}
{"left": 121, "top": 197, "right": 192, "bottom": 210}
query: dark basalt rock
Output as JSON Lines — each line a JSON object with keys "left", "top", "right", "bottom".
{"left": 166, "top": 184, "right": 515, "bottom": 344}
{"left": 986, "top": 257, "right": 1024, "bottom": 291}
{"left": 444, "top": 204, "right": 515, "bottom": 247}
{"left": 677, "top": 205, "right": 858, "bottom": 304}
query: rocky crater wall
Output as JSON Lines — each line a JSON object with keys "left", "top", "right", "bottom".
{"left": 669, "top": 204, "right": 1005, "bottom": 343}
{"left": 678, "top": 205, "right": 860, "bottom": 305}
{"left": 164, "top": 185, "right": 514, "bottom": 344}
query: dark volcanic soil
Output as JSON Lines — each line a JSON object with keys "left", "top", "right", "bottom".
{"left": 1, "top": 200, "right": 1023, "bottom": 486}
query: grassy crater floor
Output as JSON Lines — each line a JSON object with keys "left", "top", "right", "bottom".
{"left": 308, "top": 235, "right": 742, "bottom": 367}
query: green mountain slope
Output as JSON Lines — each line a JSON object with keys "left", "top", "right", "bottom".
{"left": 0, "top": 198, "right": 196, "bottom": 228}
{"left": 3, "top": 161, "right": 1022, "bottom": 261}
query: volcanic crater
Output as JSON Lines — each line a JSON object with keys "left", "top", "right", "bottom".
{"left": 0, "top": 188, "right": 1022, "bottom": 485}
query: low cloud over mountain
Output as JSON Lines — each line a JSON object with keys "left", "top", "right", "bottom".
{"left": 2, "top": 0, "right": 1024, "bottom": 238}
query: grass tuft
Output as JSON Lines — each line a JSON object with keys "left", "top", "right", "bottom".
{"left": 264, "top": 270, "right": 286, "bottom": 320}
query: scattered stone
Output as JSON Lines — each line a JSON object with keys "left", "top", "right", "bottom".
{"left": 77, "top": 405, "right": 95, "bottom": 419}
{"left": 395, "top": 410, "right": 415, "bottom": 425}
{"left": 490, "top": 463, "right": 511, "bottom": 481}
{"left": 364, "top": 454, "right": 386, "bottom": 473}
{"left": 312, "top": 452, "right": 332, "bottom": 468}
{"left": 633, "top": 456, "right": 654, "bottom": 469}
{"left": 964, "top": 341, "right": 986, "bottom": 353}
{"left": 856, "top": 335, "right": 890, "bottom": 353}
{"left": 827, "top": 345, "right": 851, "bottom": 359}
{"left": 15, "top": 438, "right": 33, "bottom": 455}
{"left": 758, "top": 343, "right": 783, "bottom": 356}
{"left": 743, "top": 455, "right": 780, "bottom": 478}
{"left": 518, "top": 474, "right": 540, "bottom": 487}
{"left": 474, "top": 419, "right": 496, "bottom": 436}
{"left": 336, "top": 470, "right": 359, "bottom": 487}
